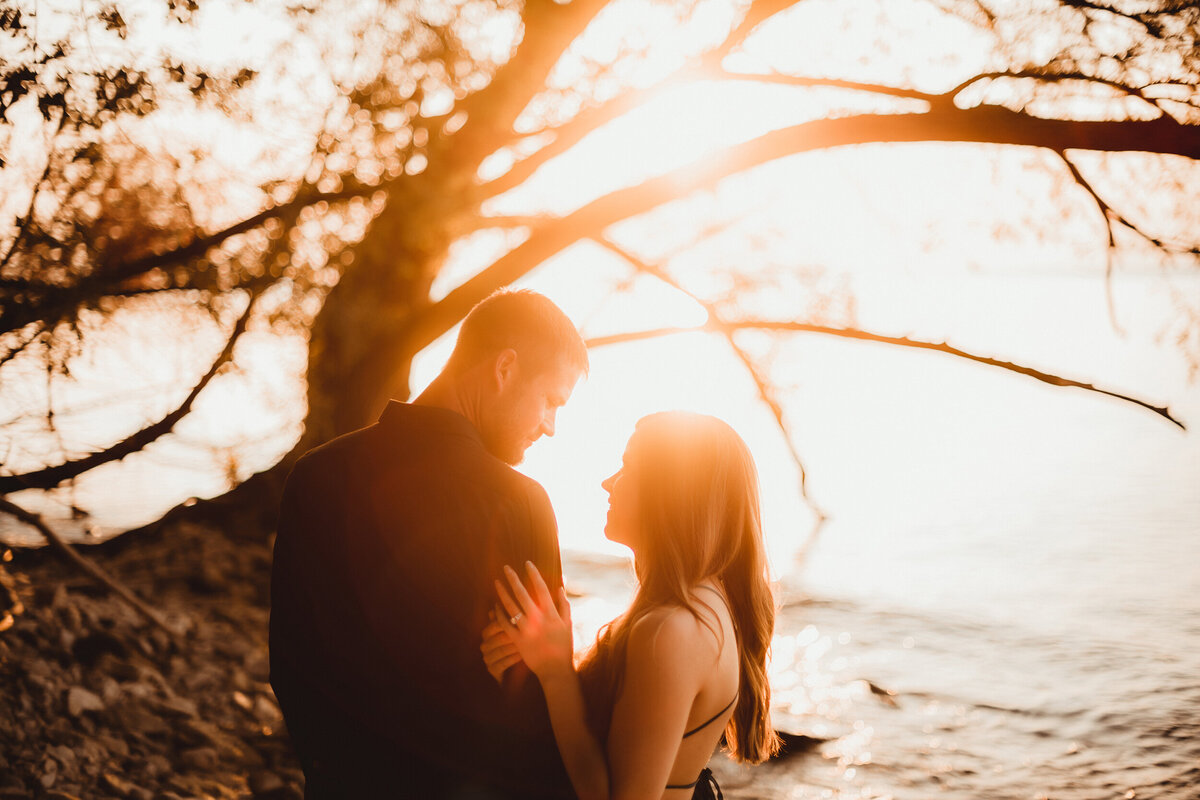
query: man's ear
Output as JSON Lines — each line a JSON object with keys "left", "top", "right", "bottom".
{"left": 493, "top": 348, "right": 518, "bottom": 390}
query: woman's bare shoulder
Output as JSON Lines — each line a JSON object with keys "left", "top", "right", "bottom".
{"left": 627, "top": 603, "right": 720, "bottom": 668}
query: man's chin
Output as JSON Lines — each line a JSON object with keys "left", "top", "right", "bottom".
{"left": 499, "top": 444, "right": 528, "bottom": 466}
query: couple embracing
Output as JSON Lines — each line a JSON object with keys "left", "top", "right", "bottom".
{"left": 269, "top": 289, "right": 780, "bottom": 799}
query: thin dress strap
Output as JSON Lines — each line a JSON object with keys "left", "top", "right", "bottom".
{"left": 681, "top": 692, "right": 739, "bottom": 738}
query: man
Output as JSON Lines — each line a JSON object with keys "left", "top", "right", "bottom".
{"left": 269, "top": 289, "right": 588, "bottom": 799}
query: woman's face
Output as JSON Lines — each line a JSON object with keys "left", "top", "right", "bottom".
{"left": 601, "top": 440, "right": 642, "bottom": 548}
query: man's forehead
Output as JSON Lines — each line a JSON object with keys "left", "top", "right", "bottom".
{"left": 546, "top": 360, "right": 584, "bottom": 390}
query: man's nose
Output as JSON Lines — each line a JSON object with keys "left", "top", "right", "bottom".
{"left": 601, "top": 473, "right": 615, "bottom": 493}
{"left": 541, "top": 408, "right": 556, "bottom": 438}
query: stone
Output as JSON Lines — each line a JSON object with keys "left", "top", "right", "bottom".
{"left": 156, "top": 694, "right": 198, "bottom": 718}
{"left": 232, "top": 690, "right": 253, "bottom": 711}
{"left": 99, "top": 772, "right": 139, "bottom": 798}
{"left": 49, "top": 744, "right": 76, "bottom": 770}
{"left": 248, "top": 770, "right": 284, "bottom": 796}
{"left": 180, "top": 746, "right": 219, "bottom": 771}
{"left": 99, "top": 676, "right": 122, "bottom": 705}
{"left": 66, "top": 686, "right": 104, "bottom": 717}
{"left": 178, "top": 718, "right": 225, "bottom": 748}
{"left": 252, "top": 694, "right": 281, "bottom": 723}
{"left": 142, "top": 753, "right": 171, "bottom": 777}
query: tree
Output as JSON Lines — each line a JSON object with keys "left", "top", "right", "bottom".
{"left": 2, "top": 0, "right": 1197, "bottom": 556}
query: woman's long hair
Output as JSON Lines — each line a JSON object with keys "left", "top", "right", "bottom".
{"left": 577, "top": 411, "right": 780, "bottom": 763}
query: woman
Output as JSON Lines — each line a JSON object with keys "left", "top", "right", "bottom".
{"left": 480, "top": 411, "right": 780, "bottom": 800}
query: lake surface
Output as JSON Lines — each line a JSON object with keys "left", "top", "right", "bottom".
{"left": 2, "top": 269, "right": 1198, "bottom": 798}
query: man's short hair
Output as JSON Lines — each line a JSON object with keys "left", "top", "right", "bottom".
{"left": 446, "top": 289, "right": 589, "bottom": 377}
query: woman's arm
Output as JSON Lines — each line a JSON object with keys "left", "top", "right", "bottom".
{"left": 605, "top": 610, "right": 712, "bottom": 797}
{"left": 492, "top": 563, "right": 611, "bottom": 800}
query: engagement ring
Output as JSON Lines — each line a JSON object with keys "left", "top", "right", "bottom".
{"left": 510, "top": 613, "right": 523, "bottom": 626}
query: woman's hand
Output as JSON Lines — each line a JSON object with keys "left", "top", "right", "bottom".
{"left": 494, "top": 561, "right": 574, "bottom": 683}
{"left": 480, "top": 615, "right": 522, "bottom": 684}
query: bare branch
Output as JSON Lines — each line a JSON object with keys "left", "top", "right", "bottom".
{"left": 1058, "top": 150, "right": 1200, "bottom": 256}
{"left": 0, "top": 325, "right": 43, "bottom": 371}
{"left": 586, "top": 319, "right": 1187, "bottom": 430}
{"left": 715, "top": 69, "right": 940, "bottom": 103}
{"left": 0, "top": 495, "right": 177, "bottom": 636}
{"left": 411, "top": 104, "right": 1200, "bottom": 360}
{"left": 447, "top": 0, "right": 612, "bottom": 165}
{"left": 477, "top": 0, "right": 813, "bottom": 199}
{"left": 472, "top": 215, "right": 548, "bottom": 229}
{"left": 947, "top": 70, "right": 1167, "bottom": 115}
{"left": 0, "top": 177, "right": 381, "bottom": 340}
{"left": 593, "top": 237, "right": 828, "bottom": 522}
{"left": 0, "top": 279, "right": 269, "bottom": 494}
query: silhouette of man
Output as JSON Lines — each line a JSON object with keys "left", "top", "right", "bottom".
{"left": 269, "top": 289, "right": 588, "bottom": 799}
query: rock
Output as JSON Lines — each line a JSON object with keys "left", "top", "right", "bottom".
{"left": 141, "top": 753, "right": 172, "bottom": 777}
{"left": 66, "top": 686, "right": 104, "bottom": 717}
{"left": 103, "top": 655, "right": 142, "bottom": 682}
{"left": 98, "top": 733, "right": 130, "bottom": 758}
{"left": 99, "top": 772, "right": 144, "bottom": 798}
{"left": 769, "top": 728, "right": 828, "bottom": 762}
{"left": 156, "top": 694, "right": 198, "bottom": 718}
{"left": 253, "top": 693, "right": 281, "bottom": 723}
{"left": 180, "top": 746, "right": 219, "bottom": 771}
{"left": 178, "top": 718, "right": 225, "bottom": 748}
{"left": 248, "top": 770, "right": 284, "bottom": 796}
{"left": 99, "top": 676, "right": 122, "bottom": 705}
{"left": 112, "top": 702, "right": 170, "bottom": 737}
{"left": 49, "top": 744, "right": 76, "bottom": 771}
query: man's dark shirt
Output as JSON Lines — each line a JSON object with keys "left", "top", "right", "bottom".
{"left": 269, "top": 401, "right": 576, "bottom": 799}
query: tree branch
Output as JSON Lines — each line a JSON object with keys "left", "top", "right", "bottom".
{"left": 477, "top": 0, "right": 813, "bottom": 199}
{"left": 715, "top": 69, "right": 941, "bottom": 103}
{"left": 585, "top": 319, "right": 1187, "bottom": 430}
{"left": 947, "top": 70, "right": 1167, "bottom": 115}
{"left": 409, "top": 104, "right": 1200, "bottom": 359}
{"left": 1058, "top": 150, "right": 1200, "bottom": 256}
{"left": 0, "top": 280, "right": 268, "bottom": 493}
{"left": 592, "top": 237, "right": 828, "bottom": 521}
{"left": 0, "top": 495, "right": 177, "bottom": 636}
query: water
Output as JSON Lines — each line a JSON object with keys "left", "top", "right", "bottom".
{"left": 2, "top": 270, "right": 1198, "bottom": 798}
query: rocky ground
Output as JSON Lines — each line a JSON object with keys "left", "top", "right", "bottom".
{"left": 0, "top": 520, "right": 304, "bottom": 800}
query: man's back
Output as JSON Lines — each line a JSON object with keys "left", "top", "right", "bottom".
{"left": 269, "top": 401, "right": 575, "bottom": 799}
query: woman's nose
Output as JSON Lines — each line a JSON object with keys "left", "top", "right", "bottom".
{"left": 601, "top": 472, "right": 617, "bottom": 493}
